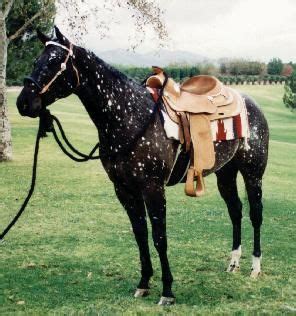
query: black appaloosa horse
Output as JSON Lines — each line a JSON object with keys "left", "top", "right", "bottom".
{"left": 16, "top": 27, "right": 269, "bottom": 305}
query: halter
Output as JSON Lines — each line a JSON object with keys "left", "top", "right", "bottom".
{"left": 24, "top": 41, "right": 80, "bottom": 95}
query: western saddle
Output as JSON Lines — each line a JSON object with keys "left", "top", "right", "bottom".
{"left": 146, "top": 66, "right": 243, "bottom": 197}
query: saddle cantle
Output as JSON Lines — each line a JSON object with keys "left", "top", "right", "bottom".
{"left": 146, "top": 66, "right": 244, "bottom": 197}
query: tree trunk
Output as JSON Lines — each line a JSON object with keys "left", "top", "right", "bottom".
{"left": 0, "top": 11, "right": 12, "bottom": 161}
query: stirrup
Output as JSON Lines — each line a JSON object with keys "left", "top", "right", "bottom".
{"left": 185, "top": 167, "right": 205, "bottom": 197}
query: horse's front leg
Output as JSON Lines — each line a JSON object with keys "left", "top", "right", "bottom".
{"left": 114, "top": 182, "right": 153, "bottom": 297}
{"left": 142, "top": 183, "right": 175, "bottom": 305}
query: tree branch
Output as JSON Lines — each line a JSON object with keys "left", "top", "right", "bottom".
{"left": 8, "top": 4, "right": 49, "bottom": 42}
{"left": 3, "top": 0, "right": 14, "bottom": 18}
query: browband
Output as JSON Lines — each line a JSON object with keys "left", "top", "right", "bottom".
{"left": 45, "top": 41, "right": 73, "bottom": 56}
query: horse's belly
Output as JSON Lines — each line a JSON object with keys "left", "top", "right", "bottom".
{"left": 205, "top": 139, "right": 240, "bottom": 176}
{"left": 169, "top": 139, "right": 240, "bottom": 185}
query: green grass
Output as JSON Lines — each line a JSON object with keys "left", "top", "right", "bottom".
{"left": 0, "top": 85, "right": 295, "bottom": 314}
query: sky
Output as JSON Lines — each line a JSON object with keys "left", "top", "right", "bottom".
{"left": 56, "top": 0, "right": 296, "bottom": 62}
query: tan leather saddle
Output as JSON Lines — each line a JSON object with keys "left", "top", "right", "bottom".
{"left": 146, "top": 66, "right": 243, "bottom": 197}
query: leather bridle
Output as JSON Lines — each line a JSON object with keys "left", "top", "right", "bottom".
{"left": 24, "top": 41, "right": 80, "bottom": 95}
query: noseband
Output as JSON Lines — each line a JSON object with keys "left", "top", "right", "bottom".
{"left": 25, "top": 41, "right": 80, "bottom": 95}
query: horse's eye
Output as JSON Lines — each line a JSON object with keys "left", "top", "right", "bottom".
{"left": 48, "top": 59, "right": 58, "bottom": 66}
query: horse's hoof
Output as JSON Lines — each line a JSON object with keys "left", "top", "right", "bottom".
{"left": 158, "top": 296, "right": 176, "bottom": 306}
{"left": 250, "top": 269, "right": 261, "bottom": 279}
{"left": 134, "top": 288, "right": 150, "bottom": 298}
{"left": 250, "top": 255, "right": 261, "bottom": 279}
{"left": 227, "top": 264, "right": 240, "bottom": 273}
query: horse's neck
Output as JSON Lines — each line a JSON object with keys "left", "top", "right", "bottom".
{"left": 74, "top": 47, "right": 156, "bottom": 157}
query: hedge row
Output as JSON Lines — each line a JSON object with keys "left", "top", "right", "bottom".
{"left": 217, "top": 75, "right": 288, "bottom": 85}
{"left": 117, "top": 65, "right": 290, "bottom": 85}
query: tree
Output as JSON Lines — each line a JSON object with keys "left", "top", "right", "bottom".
{"left": 189, "top": 66, "right": 200, "bottom": 77}
{"left": 282, "top": 64, "right": 293, "bottom": 77}
{"left": 267, "top": 58, "right": 283, "bottom": 75}
{"left": 223, "top": 59, "right": 265, "bottom": 76}
{"left": 0, "top": 0, "right": 168, "bottom": 161}
{"left": 0, "top": 0, "right": 55, "bottom": 161}
{"left": 283, "top": 70, "right": 296, "bottom": 111}
{"left": 220, "top": 62, "right": 227, "bottom": 75}
{"left": 6, "top": 1, "right": 57, "bottom": 86}
{"left": 199, "top": 63, "right": 218, "bottom": 76}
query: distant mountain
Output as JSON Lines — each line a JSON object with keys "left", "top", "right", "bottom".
{"left": 96, "top": 49, "right": 208, "bottom": 66}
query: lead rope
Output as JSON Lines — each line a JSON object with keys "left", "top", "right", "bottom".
{"left": 51, "top": 115, "right": 100, "bottom": 162}
{"left": 0, "top": 110, "right": 100, "bottom": 242}
{"left": 0, "top": 120, "right": 42, "bottom": 242}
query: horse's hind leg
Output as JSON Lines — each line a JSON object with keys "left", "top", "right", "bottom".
{"left": 236, "top": 94, "right": 268, "bottom": 278}
{"left": 216, "top": 161, "right": 242, "bottom": 272}
{"left": 114, "top": 183, "right": 153, "bottom": 297}
{"left": 240, "top": 171, "right": 264, "bottom": 278}
{"left": 237, "top": 142, "right": 267, "bottom": 277}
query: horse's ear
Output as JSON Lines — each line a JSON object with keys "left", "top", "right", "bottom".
{"left": 54, "top": 25, "right": 70, "bottom": 45}
{"left": 36, "top": 29, "right": 50, "bottom": 45}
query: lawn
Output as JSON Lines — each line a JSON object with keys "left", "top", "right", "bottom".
{"left": 0, "top": 85, "right": 295, "bottom": 314}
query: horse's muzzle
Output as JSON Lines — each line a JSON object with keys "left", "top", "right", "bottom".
{"left": 16, "top": 92, "right": 42, "bottom": 118}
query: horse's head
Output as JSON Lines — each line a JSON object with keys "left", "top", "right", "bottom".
{"left": 16, "top": 26, "right": 79, "bottom": 118}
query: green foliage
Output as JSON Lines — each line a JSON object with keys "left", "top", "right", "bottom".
{"left": 117, "top": 65, "right": 290, "bottom": 87}
{"left": 7, "top": 40, "right": 42, "bottom": 86}
{"left": 165, "top": 65, "right": 201, "bottom": 81}
{"left": 117, "top": 65, "right": 201, "bottom": 83}
{"left": 117, "top": 59, "right": 275, "bottom": 83}
{"left": 282, "top": 63, "right": 293, "bottom": 76}
{"left": 116, "top": 65, "right": 151, "bottom": 83}
{"left": 220, "top": 62, "right": 227, "bottom": 74}
{"left": 219, "top": 59, "right": 265, "bottom": 76}
{"left": 6, "top": 0, "right": 55, "bottom": 85}
{"left": 199, "top": 63, "right": 218, "bottom": 75}
{"left": 267, "top": 58, "right": 283, "bottom": 75}
{"left": 283, "top": 70, "right": 296, "bottom": 110}
{"left": 189, "top": 66, "right": 200, "bottom": 78}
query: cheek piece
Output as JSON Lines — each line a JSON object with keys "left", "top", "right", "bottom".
{"left": 24, "top": 41, "right": 80, "bottom": 96}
